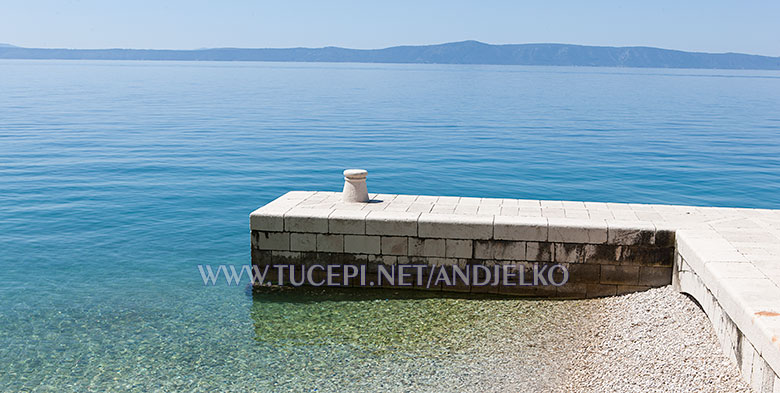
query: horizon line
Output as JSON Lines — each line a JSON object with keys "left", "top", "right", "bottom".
{"left": 2, "top": 40, "right": 779, "bottom": 58}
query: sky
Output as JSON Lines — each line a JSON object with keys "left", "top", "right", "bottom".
{"left": 1, "top": 0, "right": 779, "bottom": 56}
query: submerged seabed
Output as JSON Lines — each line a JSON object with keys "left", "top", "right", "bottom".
{"left": 3, "top": 286, "right": 749, "bottom": 392}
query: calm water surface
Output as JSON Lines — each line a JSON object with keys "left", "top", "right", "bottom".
{"left": 1, "top": 60, "right": 779, "bottom": 391}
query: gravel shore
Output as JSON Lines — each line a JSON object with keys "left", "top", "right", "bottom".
{"left": 558, "top": 286, "right": 751, "bottom": 392}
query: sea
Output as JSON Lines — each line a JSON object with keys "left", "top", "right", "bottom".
{"left": 1, "top": 60, "right": 779, "bottom": 391}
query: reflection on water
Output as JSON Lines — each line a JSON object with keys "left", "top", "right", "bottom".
{"left": 248, "top": 287, "right": 603, "bottom": 391}
{"left": 251, "top": 287, "right": 518, "bottom": 354}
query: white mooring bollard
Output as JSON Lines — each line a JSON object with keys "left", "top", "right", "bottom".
{"left": 342, "top": 169, "right": 369, "bottom": 203}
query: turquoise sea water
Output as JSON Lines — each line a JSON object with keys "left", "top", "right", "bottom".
{"left": 1, "top": 60, "right": 780, "bottom": 391}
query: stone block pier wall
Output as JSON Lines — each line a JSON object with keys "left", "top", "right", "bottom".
{"left": 250, "top": 191, "right": 780, "bottom": 390}
{"left": 250, "top": 191, "right": 675, "bottom": 297}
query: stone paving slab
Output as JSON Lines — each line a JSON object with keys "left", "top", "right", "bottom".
{"left": 250, "top": 191, "right": 780, "bottom": 387}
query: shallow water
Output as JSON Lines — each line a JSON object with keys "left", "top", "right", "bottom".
{"left": 1, "top": 60, "right": 779, "bottom": 391}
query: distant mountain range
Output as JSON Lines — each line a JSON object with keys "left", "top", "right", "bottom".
{"left": 1, "top": 40, "right": 779, "bottom": 70}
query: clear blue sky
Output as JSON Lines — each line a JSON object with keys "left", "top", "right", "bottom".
{"left": 2, "top": 0, "right": 779, "bottom": 56}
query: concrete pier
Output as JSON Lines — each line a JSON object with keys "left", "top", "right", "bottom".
{"left": 250, "top": 191, "right": 780, "bottom": 390}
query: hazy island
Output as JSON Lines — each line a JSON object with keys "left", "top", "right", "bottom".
{"left": 1, "top": 40, "right": 779, "bottom": 70}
